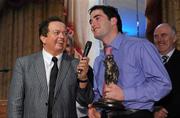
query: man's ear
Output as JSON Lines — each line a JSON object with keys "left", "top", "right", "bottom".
{"left": 173, "top": 35, "right": 177, "bottom": 43}
{"left": 110, "top": 17, "right": 117, "bottom": 26}
{"left": 40, "top": 35, "right": 46, "bottom": 44}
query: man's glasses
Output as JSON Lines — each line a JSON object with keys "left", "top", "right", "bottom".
{"left": 48, "top": 30, "right": 68, "bottom": 37}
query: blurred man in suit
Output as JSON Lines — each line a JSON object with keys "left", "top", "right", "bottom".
{"left": 154, "top": 23, "right": 180, "bottom": 118}
{"left": 8, "top": 16, "right": 94, "bottom": 118}
{"left": 64, "top": 26, "right": 82, "bottom": 59}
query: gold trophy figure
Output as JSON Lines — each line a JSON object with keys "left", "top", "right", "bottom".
{"left": 93, "top": 47, "right": 124, "bottom": 110}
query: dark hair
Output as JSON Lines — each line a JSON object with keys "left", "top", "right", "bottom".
{"left": 89, "top": 5, "right": 123, "bottom": 33}
{"left": 39, "top": 16, "right": 63, "bottom": 37}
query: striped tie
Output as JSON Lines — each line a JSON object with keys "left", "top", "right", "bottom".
{"left": 162, "top": 55, "right": 168, "bottom": 64}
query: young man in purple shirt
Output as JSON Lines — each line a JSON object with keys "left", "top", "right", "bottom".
{"left": 88, "top": 5, "right": 172, "bottom": 118}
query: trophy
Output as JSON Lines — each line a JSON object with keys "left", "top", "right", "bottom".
{"left": 92, "top": 47, "right": 124, "bottom": 110}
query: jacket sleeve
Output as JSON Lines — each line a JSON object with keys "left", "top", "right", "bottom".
{"left": 8, "top": 58, "right": 24, "bottom": 118}
{"left": 76, "top": 66, "right": 94, "bottom": 107}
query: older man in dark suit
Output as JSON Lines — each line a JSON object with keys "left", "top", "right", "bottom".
{"left": 8, "top": 16, "right": 94, "bottom": 118}
{"left": 154, "top": 23, "right": 180, "bottom": 118}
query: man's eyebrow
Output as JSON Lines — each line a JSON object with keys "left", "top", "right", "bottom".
{"left": 89, "top": 15, "right": 102, "bottom": 24}
{"left": 93, "top": 14, "right": 101, "bottom": 18}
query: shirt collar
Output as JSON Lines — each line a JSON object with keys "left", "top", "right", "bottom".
{"left": 42, "top": 48, "right": 62, "bottom": 66}
{"left": 110, "top": 33, "right": 123, "bottom": 50}
{"left": 160, "top": 48, "right": 175, "bottom": 58}
{"left": 100, "top": 33, "right": 123, "bottom": 57}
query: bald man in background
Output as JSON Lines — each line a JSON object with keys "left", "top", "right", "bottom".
{"left": 153, "top": 23, "right": 180, "bottom": 118}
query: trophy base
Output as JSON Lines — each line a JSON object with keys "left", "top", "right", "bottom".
{"left": 92, "top": 98, "right": 125, "bottom": 111}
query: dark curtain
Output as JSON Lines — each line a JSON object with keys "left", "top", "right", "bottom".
{"left": 145, "top": 0, "right": 162, "bottom": 42}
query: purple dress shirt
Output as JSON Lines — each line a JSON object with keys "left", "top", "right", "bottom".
{"left": 93, "top": 33, "right": 172, "bottom": 111}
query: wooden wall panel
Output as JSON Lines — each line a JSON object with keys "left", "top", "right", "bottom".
{"left": 0, "top": 100, "right": 7, "bottom": 118}
{"left": 162, "top": 0, "right": 180, "bottom": 50}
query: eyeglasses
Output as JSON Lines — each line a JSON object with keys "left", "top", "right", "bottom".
{"left": 48, "top": 30, "right": 68, "bottom": 37}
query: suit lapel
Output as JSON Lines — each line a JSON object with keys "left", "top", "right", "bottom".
{"left": 165, "top": 49, "right": 178, "bottom": 67}
{"left": 34, "top": 52, "right": 48, "bottom": 98}
{"left": 54, "top": 54, "right": 71, "bottom": 97}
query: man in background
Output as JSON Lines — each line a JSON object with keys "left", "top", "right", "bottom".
{"left": 64, "top": 26, "right": 82, "bottom": 59}
{"left": 154, "top": 23, "right": 180, "bottom": 118}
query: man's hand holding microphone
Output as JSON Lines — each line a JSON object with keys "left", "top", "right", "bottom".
{"left": 77, "top": 41, "right": 92, "bottom": 88}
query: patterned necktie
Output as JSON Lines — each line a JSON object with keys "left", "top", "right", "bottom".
{"left": 104, "top": 46, "right": 119, "bottom": 85}
{"left": 48, "top": 57, "right": 58, "bottom": 118}
{"left": 162, "top": 55, "right": 169, "bottom": 64}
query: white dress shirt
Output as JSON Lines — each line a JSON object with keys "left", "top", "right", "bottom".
{"left": 42, "top": 48, "right": 62, "bottom": 92}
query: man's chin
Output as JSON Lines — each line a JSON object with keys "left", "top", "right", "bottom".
{"left": 55, "top": 47, "right": 64, "bottom": 52}
{"left": 158, "top": 46, "right": 166, "bottom": 51}
{"left": 94, "top": 35, "right": 101, "bottom": 39}
{"left": 159, "top": 49, "right": 168, "bottom": 54}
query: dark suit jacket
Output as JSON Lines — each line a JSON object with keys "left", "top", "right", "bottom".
{"left": 8, "top": 51, "right": 94, "bottom": 118}
{"left": 155, "top": 49, "right": 180, "bottom": 118}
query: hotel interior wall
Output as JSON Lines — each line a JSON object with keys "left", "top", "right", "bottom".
{"left": 104, "top": 0, "right": 146, "bottom": 38}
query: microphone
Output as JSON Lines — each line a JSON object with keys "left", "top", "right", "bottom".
{"left": 78, "top": 41, "right": 92, "bottom": 73}
{"left": 82, "top": 41, "right": 92, "bottom": 57}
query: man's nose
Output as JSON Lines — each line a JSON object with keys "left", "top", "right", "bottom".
{"left": 58, "top": 32, "right": 66, "bottom": 38}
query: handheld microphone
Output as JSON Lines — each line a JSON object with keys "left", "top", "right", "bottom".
{"left": 78, "top": 41, "right": 92, "bottom": 73}
{"left": 82, "top": 41, "right": 92, "bottom": 57}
